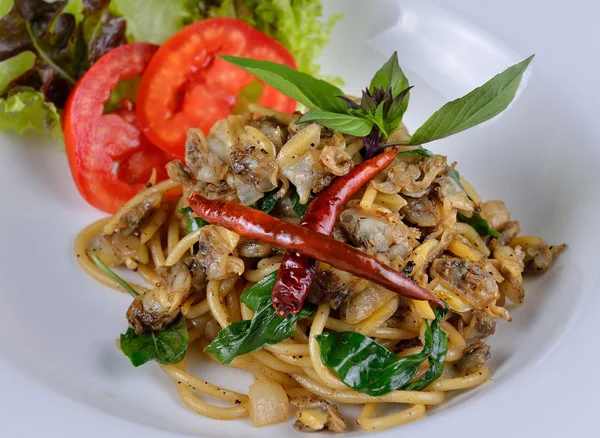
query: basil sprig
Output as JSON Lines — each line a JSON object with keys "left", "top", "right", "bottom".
{"left": 223, "top": 52, "right": 533, "bottom": 154}
{"left": 120, "top": 314, "right": 188, "bottom": 367}
{"left": 316, "top": 304, "right": 448, "bottom": 396}
{"left": 369, "top": 52, "right": 410, "bottom": 108}
{"left": 205, "top": 271, "right": 315, "bottom": 364}
{"left": 89, "top": 251, "right": 188, "bottom": 367}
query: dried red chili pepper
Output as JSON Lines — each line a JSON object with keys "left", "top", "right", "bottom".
{"left": 272, "top": 148, "right": 398, "bottom": 316}
{"left": 187, "top": 193, "right": 444, "bottom": 307}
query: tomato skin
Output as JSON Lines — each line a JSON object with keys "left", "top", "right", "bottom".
{"left": 64, "top": 43, "right": 172, "bottom": 213}
{"left": 137, "top": 18, "right": 297, "bottom": 158}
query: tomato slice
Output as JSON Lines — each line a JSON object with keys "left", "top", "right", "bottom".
{"left": 136, "top": 18, "right": 297, "bottom": 158}
{"left": 64, "top": 43, "right": 173, "bottom": 213}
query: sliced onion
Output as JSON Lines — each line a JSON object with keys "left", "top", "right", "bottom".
{"left": 248, "top": 380, "right": 289, "bottom": 427}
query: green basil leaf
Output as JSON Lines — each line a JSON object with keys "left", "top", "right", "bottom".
{"left": 205, "top": 294, "right": 315, "bottom": 365}
{"left": 179, "top": 206, "right": 209, "bottom": 233}
{"left": 250, "top": 188, "right": 279, "bottom": 214}
{"left": 369, "top": 51, "right": 410, "bottom": 101}
{"left": 406, "top": 55, "right": 534, "bottom": 145}
{"left": 221, "top": 56, "right": 346, "bottom": 113}
{"left": 402, "top": 306, "right": 448, "bottom": 390}
{"left": 457, "top": 212, "right": 500, "bottom": 238}
{"left": 362, "top": 112, "right": 386, "bottom": 136}
{"left": 240, "top": 270, "right": 279, "bottom": 311}
{"left": 120, "top": 314, "right": 188, "bottom": 367}
{"left": 206, "top": 270, "right": 315, "bottom": 364}
{"left": 317, "top": 305, "right": 448, "bottom": 395}
{"left": 397, "top": 148, "right": 434, "bottom": 158}
{"left": 290, "top": 189, "right": 314, "bottom": 217}
{"left": 204, "top": 318, "right": 252, "bottom": 364}
{"left": 384, "top": 86, "right": 412, "bottom": 133}
{"left": 317, "top": 329, "right": 432, "bottom": 396}
{"left": 297, "top": 109, "right": 373, "bottom": 137}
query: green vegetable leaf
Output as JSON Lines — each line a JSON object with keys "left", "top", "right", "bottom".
{"left": 384, "top": 86, "right": 412, "bottom": 133}
{"left": 111, "top": 0, "right": 192, "bottom": 44}
{"left": 239, "top": 271, "right": 279, "bottom": 311}
{"left": 290, "top": 189, "right": 314, "bottom": 217}
{"left": 205, "top": 270, "right": 315, "bottom": 364}
{"left": 103, "top": 76, "right": 141, "bottom": 113}
{"left": 397, "top": 148, "right": 434, "bottom": 158}
{"left": 0, "top": 0, "right": 13, "bottom": 19}
{"left": 369, "top": 52, "right": 409, "bottom": 100}
{"left": 406, "top": 55, "right": 534, "bottom": 145}
{"left": 197, "top": 0, "right": 342, "bottom": 81}
{"left": 457, "top": 212, "right": 500, "bottom": 238}
{"left": 250, "top": 188, "right": 279, "bottom": 214}
{"left": 0, "top": 88, "right": 62, "bottom": 140}
{"left": 179, "top": 206, "right": 209, "bottom": 233}
{"left": 0, "top": 0, "right": 126, "bottom": 108}
{"left": 61, "top": 0, "right": 84, "bottom": 25}
{"left": 120, "top": 314, "right": 189, "bottom": 367}
{"left": 221, "top": 56, "right": 346, "bottom": 113}
{"left": 297, "top": 109, "right": 373, "bottom": 136}
{"left": 89, "top": 250, "right": 188, "bottom": 367}
{"left": 402, "top": 306, "right": 448, "bottom": 391}
{"left": 0, "top": 51, "right": 35, "bottom": 93}
{"left": 447, "top": 168, "right": 465, "bottom": 191}
{"left": 317, "top": 305, "right": 448, "bottom": 396}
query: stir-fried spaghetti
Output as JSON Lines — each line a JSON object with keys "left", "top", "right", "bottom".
{"left": 75, "top": 107, "right": 564, "bottom": 432}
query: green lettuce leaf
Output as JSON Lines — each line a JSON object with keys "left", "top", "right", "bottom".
{"left": 111, "top": 0, "right": 194, "bottom": 44}
{"left": 0, "top": 0, "right": 126, "bottom": 107}
{"left": 195, "top": 0, "right": 341, "bottom": 79}
{"left": 0, "top": 50, "right": 35, "bottom": 92}
{"left": 0, "top": 88, "right": 62, "bottom": 140}
{"left": 249, "top": 0, "right": 342, "bottom": 80}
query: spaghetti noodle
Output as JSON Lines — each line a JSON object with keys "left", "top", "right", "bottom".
{"left": 75, "top": 109, "right": 564, "bottom": 432}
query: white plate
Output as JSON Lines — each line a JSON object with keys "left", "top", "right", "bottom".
{"left": 1, "top": 0, "right": 599, "bottom": 436}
